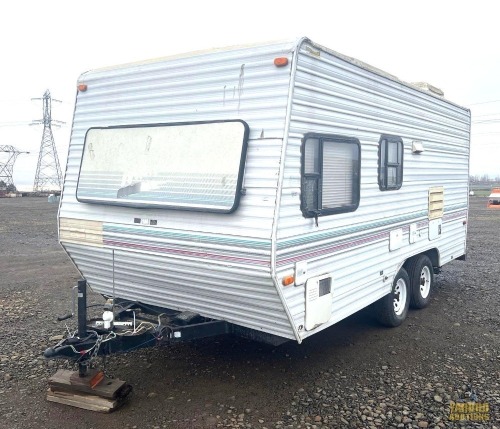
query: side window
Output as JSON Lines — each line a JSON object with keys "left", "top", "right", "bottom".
{"left": 301, "top": 134, "right": 361, "bottom": 218}
{"left": 379, "top": 135, "right": 403, "bottom": 191}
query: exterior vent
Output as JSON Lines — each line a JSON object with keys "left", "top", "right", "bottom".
{"left": 429, "top": 186, "right": 444, "bottom": 219}
{"left": 412, "top": 82, "right": 444, "bottom": 97}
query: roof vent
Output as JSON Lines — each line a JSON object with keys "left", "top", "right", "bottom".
{"left": 411, "top": 82, "right": 444, "bottom": 97}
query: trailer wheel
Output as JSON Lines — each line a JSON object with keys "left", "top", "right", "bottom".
{"left": 407, "top": 254, "right": 434, "bottom": 309}
{"left": 375, "top": 268, "right": 410, "bottom": 327}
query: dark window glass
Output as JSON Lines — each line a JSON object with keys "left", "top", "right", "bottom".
{"left": 379, "top": 135, "right": 403, "bottom": 191}
{"left": 301, "top": 134, "right": 361, "bottom": 218}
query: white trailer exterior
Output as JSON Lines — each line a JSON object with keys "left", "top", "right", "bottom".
{"left": 59, "top": 37, "right": 470, "bottom": 344}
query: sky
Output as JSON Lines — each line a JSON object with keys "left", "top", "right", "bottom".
{"left": 1, "top": 0, "right": 499, "bottom": 190}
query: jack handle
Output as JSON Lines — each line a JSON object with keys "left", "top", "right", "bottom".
{"left": 57, "top": 285, "right": 78, "bottom": 322}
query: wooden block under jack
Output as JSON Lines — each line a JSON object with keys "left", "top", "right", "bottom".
{"left": 47, "top": 369, "right": 132, "bottom": 412}
{"left": 47, "top": 388, "right": 120, "bottom": 413}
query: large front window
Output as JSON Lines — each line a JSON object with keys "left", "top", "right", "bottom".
{"left": 301, "top": 134, "right": 361, "bottom": 218}
{"left": 77, "top": 120, "right": 249, "bottom": 213}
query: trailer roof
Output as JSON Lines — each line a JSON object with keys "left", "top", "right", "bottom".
{"left": 305, "top": 38, "right": 469, "bottom": 112}
{"left": 81, "top": 38, "right": 298, "bottom": 74}
{"left": 78, "top": 36, "right": 469, "bottom": 112}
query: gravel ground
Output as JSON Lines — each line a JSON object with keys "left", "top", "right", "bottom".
{"left": 0, "top": 197, "right": 498, "bottom": 429}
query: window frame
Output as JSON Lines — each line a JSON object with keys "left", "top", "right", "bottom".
{"left": 300, "top": 133, "right": 361, "bottom": 218}
{"left": 378, "top": 134, "right": 404, "bottom": 191}
{"left": 76, "top": 119, "right": 250, "bottom": 214}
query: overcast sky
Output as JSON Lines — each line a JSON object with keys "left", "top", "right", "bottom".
{"left": 1, "top": 0, "right": 499, "bottom": 189}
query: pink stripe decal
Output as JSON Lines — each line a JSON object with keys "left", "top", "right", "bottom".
{"left": 277, "top": 231, "right": 389, "bottom": 266}
{"left": 443, "top": 210, "right": 468, "bottom": 221}
{"left": 103, "top": 239, "right": 270, "bottom": 266}
{"left": 276, "top": 210, "right": 468, "bottom": 267}
{"left": 104, "top": 210, "right": 467, "bottom": 269}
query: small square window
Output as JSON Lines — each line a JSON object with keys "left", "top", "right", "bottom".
{"left": 379, "top": 135, "right": 403, "bottom": 191}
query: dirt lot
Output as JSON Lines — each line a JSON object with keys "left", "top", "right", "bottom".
{"left": 0, "top": 197, "right": 498, "bottom": 429}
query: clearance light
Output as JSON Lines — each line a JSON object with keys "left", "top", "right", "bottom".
{"left": 282, "top": 275, "right": 295, "bottom": 286}
{"left": 274, "top": 57, "right": 289, "bottom": 67}
{"left": 78, "top": 84, "right": 88, "bottom": 92}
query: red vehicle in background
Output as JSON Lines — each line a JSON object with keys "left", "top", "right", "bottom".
{"left": 487, "top": 188, "right": 500, "bottom": 208}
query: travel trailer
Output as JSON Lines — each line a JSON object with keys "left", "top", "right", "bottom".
{"left": 46, "top": 37, "right": 470, "bottom": 364}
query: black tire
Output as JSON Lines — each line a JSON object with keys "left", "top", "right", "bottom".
{"left": 406, "top": 254, "right": 434, "bottom": 309}
{"left": 375, "top": 267, "right": 410, "bottom": 327}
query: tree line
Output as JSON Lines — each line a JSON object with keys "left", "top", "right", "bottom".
{"left": 469, "top": 174, "right": 500, "bottom": 183}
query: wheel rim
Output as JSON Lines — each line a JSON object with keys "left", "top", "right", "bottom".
{"left": 393, "top": 278, "right": 407, "bottom": 316}
{"left": 419, "top": 266, "right": 432, "bottom": 299}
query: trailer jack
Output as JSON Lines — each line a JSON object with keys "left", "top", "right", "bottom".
{"left": 44, "top": 282, "right": 230, "bottom": 363}
{"left": 44, "top": 278, "right": 231, "bottom": 411}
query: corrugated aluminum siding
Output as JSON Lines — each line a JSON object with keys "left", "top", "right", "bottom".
{"left": 278, "top": 40, "right": 470, "bottom": 340}
{"left": 59, "top": 41, "right": 299, "bottom": 339}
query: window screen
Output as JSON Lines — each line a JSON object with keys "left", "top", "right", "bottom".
{"left": 76, "top": 120, "right": 249, "bottom": 213}
{"left": 379, "top": 135, "right": 403, "bottom": 191}
{"left": 301, "top": 134, "right": 360, "bottom": 218}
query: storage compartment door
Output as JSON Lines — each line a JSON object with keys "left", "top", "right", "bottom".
{"left": 305, "top": 274, "right": 333, "bottom": 331}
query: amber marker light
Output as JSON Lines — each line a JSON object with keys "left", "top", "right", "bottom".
{"left": 78, "top": 84, "right": 88, "bottom": 92}
{"left": 282, "top": 275, "right": 295, "bottom": 286}
{"left": 274, "top": 57, "right": 289, "bottom": 67}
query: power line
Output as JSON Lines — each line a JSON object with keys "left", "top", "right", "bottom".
{"left": 0, "top": 98, "right": 69, "bottom": 105}
{"left": 0, "top": 121, "right": 32, "bottom": 127}
{"left": 472, "top": 131, "right": 500, "bottom": 135}
{"left": 468, "top": 99, "right": 500, "bottom": 106}
{"left": 471, "top": 112, "right": 500, "bottom": 118}
{"left": 472, "top": 119, "right": 500, "bottom": 124}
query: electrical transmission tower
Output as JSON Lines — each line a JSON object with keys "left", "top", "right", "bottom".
{"left": 32, "top": 90, "right": 65, "bottom": 192}
{"left": 0, "top": 146, "right": 29, "bottom": 189}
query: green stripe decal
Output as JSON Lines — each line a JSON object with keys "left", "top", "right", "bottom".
{"left": 103, "top": 225, "right": 271, "bottom": 249}
{"left": 278, "top": 204, "right": 467, "bottom": 249}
